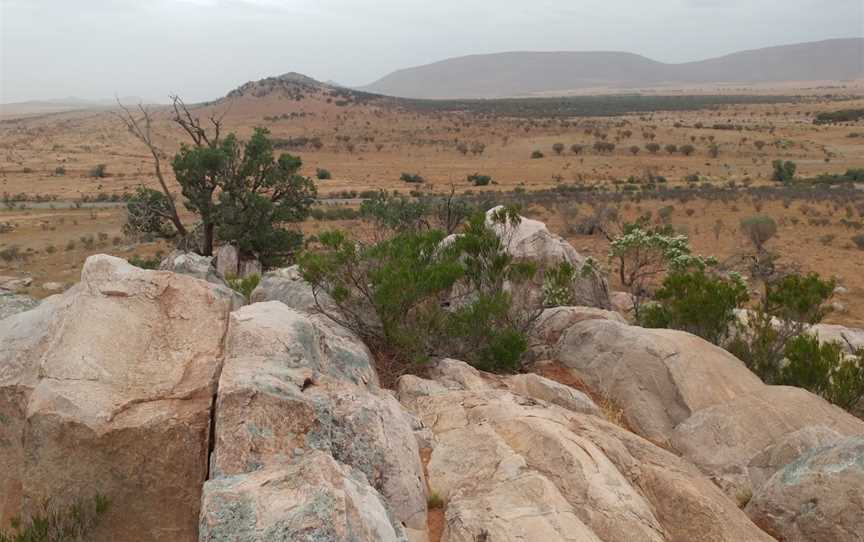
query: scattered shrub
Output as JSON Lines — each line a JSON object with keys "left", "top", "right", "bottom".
{"left": 740, "top": 215, "right": 777, "bottom": 253}
{"left": 400, "top": 172, "right": 425, "bottom": 183}
{"left": 771, "top": 160, "right": 796, "bottom": 183}
{"left": 530, "top": 150, "right": 544, "bottom": 159}
{"left": 467, "top": 173, "right": 492, "bottom": 187}
{"left": 225, "top": 273, "right": 261, "bottom": 303}
{"left": 315, "top": 168, "right": 332, "bottom": 180}
{"left": 88, "top": 164, "right": 107, "bottom": 178}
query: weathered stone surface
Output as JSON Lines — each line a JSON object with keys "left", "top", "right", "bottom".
{"left": 200, "top": 451, "right": 408, "bottom": 542}
{"left": 159, "top": 249, "right": 222, "bottom": 284}
{"left": 550, "top": 316, "right": 864, "bottom": 499}
{"left": 214, "top": 244, "right": 239, "bottom": 278}
{"left": 746, "top": 425, "right": 844, "bottom": 490}
{"left": 0, "top": 291, "right": 38, "bottom": 320}
{"left": 485, "top": 206, "right": 610, "bottom": 309}
{"left": 207, "top": 301, "right": 425, "bottom": 536}
{"left": 0, "top": 255, "right": 235, "bottom": 540}
{"left": 553, "top": 318, "right": 765, "bottom": 445}
{"left": 810, "top": 322, "right": 864, "bottom": 354}
{"left": 528, "top": 306, "right": 624, "bottom": 359}
{"left": 0, "top": 275, "right": 32, "bottom": 291}
{"left": 505, "top": 372, "right": 600, "bottom": 416}
{"left": 746, "top": 437, "right": 864, "bottom": 542}
{"left": 250, "top": 265, "right": 337, "bottom": 315}
{"left": 610, "top": 290, "right": 635, "bottom": 315}
{"left": 398, "top": 359, "right": 772, "bottom": 542}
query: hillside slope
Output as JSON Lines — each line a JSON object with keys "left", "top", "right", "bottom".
{"left": 361, "top": 38, "right": 864, "bottom": 98}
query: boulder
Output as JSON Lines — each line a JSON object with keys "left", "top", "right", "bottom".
{"left": 528, "top": 306, "right": 624, "bottom": 360}
{"left": 549, "top": 317, "right": 864, "bottom": 498}
{"left": 206, "top": 301, "right": 426, "bottom": 537}
{"left": 214, "top": 244, "right": 239, "bottom": 278}
{"left": 250, "top": 265, "right": 337, "bottom": 315}
{"left": 159, "top": 249, "right": 223, "bottom": 284}
{"left": 0, "top": 255, "right": 235, "bottom": 540}
{"left": 810, "top": 322, "right": 864, "bottom": 354}
{"left": 397, "top": 359, "right": 772, "bottom": 542}
{"left": 610, "top": 290, "right": 635, "bottom": 315}
{"left": 0, "top": 276, "right": 32, "bottom": 292}
{"left": 746, "top": 437, "right": 864, "bottom": 542}
{"left": 0, "top": 291, "right": 38, "bottom": 320}
{"left": 552, "top": 318, "right": 765, "bottom": 445}
{"left": 199, "top": 452, "right": 408, "bottom": 542}
{"left": 485, "top": 206, "right": 610, "bottom": 309}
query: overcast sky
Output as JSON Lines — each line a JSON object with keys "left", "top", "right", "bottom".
{"left": 1, "top": 0, "right": 862, "bottom": 103}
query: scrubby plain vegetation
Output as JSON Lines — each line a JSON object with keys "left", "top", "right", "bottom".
{"left": 2, "top": 79, "right": 864, "bottom": 410}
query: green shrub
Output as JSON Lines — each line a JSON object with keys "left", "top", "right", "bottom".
{"left": 467, "top": 173, "right": 492, "bottom": 187}
{"left": 552, "top": 142, "right": 565, "bottom": 155}
{"left": 853, "top": 233, "right": 864, "bottom": 250}
{"left": 315, "top": 168, "right": 332, "bottom": 180}
{"left": 88, "top": 164, "right": 107, "bottom": 178}
{"left": 128, "top": 255, "right": 162, "bottom": 270}
{"left": 780, "top": 335, "right": 864, "bottom": 410}
{"left": 225, "top": 273, "right": 261, "bottom": 303}
{"left": 399, "top": 172, "right": 424, "bottom": 183}
{"left": 298, "top": 208, "right": 537, "bottom": 376}
{"left": 640, "top": 269, "right": 748, "bottom": 345}
{"left": 124, "top": 186, "right": 177, "bottom": 238}
{"left": 542, "top": 261, "right": 576, "bottom": 307}
{"left": 54, "top": 166, "right": 66, "bottom": 176}
{"left": 771, "top": 160, "right": 796, "bottom": 183}
{"left": 530, "top": 150, "right": 544, "bottom": 159}
{"left": 0, "top": 494, "right": 109, "bottom": 542}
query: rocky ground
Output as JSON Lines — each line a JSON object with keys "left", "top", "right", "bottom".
{"left": 1, "top": 213, "right": 863, "bottom": 541}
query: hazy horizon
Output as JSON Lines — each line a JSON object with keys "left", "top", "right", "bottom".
{"left": 1, "top": 0, "right": 862, "bottom": 104}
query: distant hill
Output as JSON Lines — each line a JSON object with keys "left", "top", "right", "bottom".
{"left": 360, "top": 38, "right": 864, "bottom": 99}
{"left": 0, "top": 96, "right": 150, "bottom": 117}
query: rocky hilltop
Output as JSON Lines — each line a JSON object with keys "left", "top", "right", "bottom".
{"left": 1, "top": 212, "right": 863, "bottom": 541}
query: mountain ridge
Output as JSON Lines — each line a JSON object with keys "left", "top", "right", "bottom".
{"left": 360, "top": 38, "right": 864, "bottom": 99}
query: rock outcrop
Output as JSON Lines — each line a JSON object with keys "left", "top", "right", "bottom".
{"left": 200, "top": 301, "right": 425, "bottom": 541}
{"left": 250, "top": 265, "right": 337, "bottom": 315}
{"left": 398, "top": 359, "right": 772, "bottom": 542}
{"left": 545, "top": 315, "right": 864, "bottom": 498}
{"left": 0, "top": 291, "right": 38, "bottom": 320}
{"left": 0, "top": 255, "right": 236, "bottom": 540}
{"left": 485, "top": 206, "right": 610, "bottom": 309}
{"left": 746, "top": 437, "right": 864, "bottom": 541}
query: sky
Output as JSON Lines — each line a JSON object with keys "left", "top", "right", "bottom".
{"left": 1, "top": 0, "right": 862, "bottom": 103}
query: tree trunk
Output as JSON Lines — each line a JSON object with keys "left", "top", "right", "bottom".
{"left": 202, "top": 222, "right": 215, "bottom": 257}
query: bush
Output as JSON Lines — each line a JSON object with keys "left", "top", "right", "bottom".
{"left": 780, "top": 335, "right": 864, "bottom": 410}
{"left": 552, "top": 142, "right": 565, "bottom": 155}
{"left": 640, "top": 269, "right": 748, "bottom": 345}
{"left": 54, "top": 166, "right": 66, "bottom": 176}
{"left": 680, "top": 144, "right": 695, "bottom": 156}
{"left": 124, "top": 186, "right": 177, "bottom": 238}
{"left": 645, "top": 143, "right": 661, "bottom": 154}
{"left": 740, "top": 215, "right": 777, "bottom": 253}
{"left": 664, "top": 144, "right": 677, "bottom": 154}
{"left": 400, "top": 172, "right": 424, "bottom": 183}
{"left": 315, "top": 168, "right": 332, "bottom": 180}
{"left": 530, "top": 150, "right": 544, "bottom": 159}
{"left": 467, "top": 173, "right": 491, "bottom": 187}
{"left": 629, "top": 145, "right": 640, "bottom": 155}
{"left": 225, "top": 273, "right": 261, "bottom": 303}
{"left": 570, "top": 144, "right": 585, "bottom": 155}
{"left": 298, "top": 208, "right": 538, "bottom": 377}
{"left": 771, "top": 160, "right": 796, "bottom": 183}
{"left": 88, "top": 164, "right": 107, "bottom": 178}
{"left": 0, "top": 494, "right": 110, "bottom": 542}
{"left": 852, "top": 233, "right": 864, "bottom": 249}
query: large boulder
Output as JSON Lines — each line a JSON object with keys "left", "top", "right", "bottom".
{"left": 199, "top": 452, "right": 408, "bottom": 542}
{"left": 549, "top": 317, "right": 864, "bottom": 497}
{"left": 397, "top": 359, "right": 772, "bottom": 542}
{"left": 527, "top": 306, "right": 624, "bottom": 360}
{"left": 250, "top": 265, "right": 337, "bottom": 315}
{"left": 485, "top": 206, "right": 610, "bottom": 309}
{"left": 0, "top": 291, "right": 38, "bottom": 321}
{"left": 159, "top": 249, "right": 223, "bottom": 284}
{"left": 745, "top": 437, "right": 864, "bottom": 542}
{"left": 0, "top": 255, "right": 235, "bottom": 540}
{"left": 810, "top": 322, "right": 864, "bottom": 354}
{"left": 204, "top": 301, "right": 426, "bottom": 538}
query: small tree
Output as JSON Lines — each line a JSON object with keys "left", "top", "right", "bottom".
{"left": 552, "top": 142, "right": 565, "bottom": 155}
{"left": 316, "top": 168, "right": 332, "bottom": 180}
{"left": 664, "top": 144, "right": 678, "bottom": 155}
{"left": 740, "top": 215, "right": 777, "bottom": 254}
{"left": 570, "top": 144, "right": 585, "bottom": 155}
{"left": 771, "top": 160, "right": 796, "bottom": 183}
{"left": 530, "top": 150, "right": 544, "bottom": 159}
{"left": 608, "top": 222, "right": 714, "bottom": 316}
{"left": 680, "top": 144, "right": 695, "bottom": 156}
{"left": 629, "top": 145, "right": 640, "bottom": 155}
{"left": 645, "top": 143, "right": 661, "bottom": 154}
{"left": 467, "top": 173, "right": 492, "bottom": 186}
